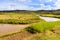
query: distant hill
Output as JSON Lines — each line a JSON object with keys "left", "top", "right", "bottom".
{"left": 0, "top": 9, "right": 60, "bottom": 15}
{"left": 0, "top": 9, "right": 60, "bottom": 12}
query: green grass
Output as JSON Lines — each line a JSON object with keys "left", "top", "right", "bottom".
{"left": 26, "top": 21, "right": 60, "bottom": 33}
{"left": 26, "top": 21, "right": 60, "bottom": 40}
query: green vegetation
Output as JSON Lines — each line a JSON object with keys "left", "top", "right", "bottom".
{"left": 35, "top": 10, "right": 60, "bottom": 18}
{"left": 40, "top": 14, "right": 60, "bottom": 18}
{"left": 26, "top": 21, "right": 60, "bottom": 40}
{"left": 26, "top": 21, "right": 60, "bottom": 33}
{"left": 0, "top": 12, "right": 43, "bottom": 24}
{"left": 0, "top": 21, "right": 60, "bottom": 40}
{"left": 26, "top": 22, "right": 55, "bottom": 33}
{"left": 0, "top": 10, "right": 60, "bottom": 40}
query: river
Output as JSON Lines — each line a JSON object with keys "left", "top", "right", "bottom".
{"left": 39, "top": 16, "right": 60, "bottom": 22}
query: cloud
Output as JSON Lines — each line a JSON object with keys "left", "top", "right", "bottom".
{"left": 30, "top": 4, "right": 54, "bottom": 10}
{"left": 54, "top": 0, "right": 60, "bottom": 9}
{"left": 16, "top": 0, "right": 31, "bottom": 2}
{"left": 0, "top": 0, "right": 60, "bottom": 10}
{"left": 17, "top": 0, "right": 28, "bottom": 2}
{"left": 39, "top": 0, "right": 52, "bottom": 2}
{"left": 35, "top": 0, "right": 60, "bottom": 10}
{"left": 0, "top": 4, "right": 34, "bottom": 10}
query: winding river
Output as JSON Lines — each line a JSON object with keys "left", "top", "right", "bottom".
{"left": 36, "top": 15, "right": 60, "bottom": 22}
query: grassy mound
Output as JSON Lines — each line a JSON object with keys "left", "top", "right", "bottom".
{"left": 26, "top": 22, "right": 55, "bottom": 33}
{"left": 26, "top": 21, "right": 60, "bottom": 33}
{"left": 26, "top": 21, "right": 60, "bottom": 40}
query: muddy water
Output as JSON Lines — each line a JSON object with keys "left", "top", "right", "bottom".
{"left": 0, "top": 24, "right": 29, "bottom": 35}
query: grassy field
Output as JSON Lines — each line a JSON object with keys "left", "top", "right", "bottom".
{"left": 26, "top": 21, "right": 60, "bottom": 40}
{"left": 0, "top": 12, "right": 44, "bottom": 24}
{"left": 0, "top": 21, "right": 60, "bottom": 40}
{"left": 26, "top": 21, "right": 55, "bottom": 33}
{"left": 0, "top": 11, "right": 60, "bottom": 40}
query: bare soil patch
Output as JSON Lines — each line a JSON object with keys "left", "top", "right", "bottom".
{"left": 0, "top": 24, "right": 29, "bottom": 35}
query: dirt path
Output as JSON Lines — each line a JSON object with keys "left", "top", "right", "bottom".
{"left": 0, "top": 24, "right": 29, "bottom": 35}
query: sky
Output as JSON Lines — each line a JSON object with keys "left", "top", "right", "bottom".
{"left": 0, "top": 0, "right": 60, "bottom": 10}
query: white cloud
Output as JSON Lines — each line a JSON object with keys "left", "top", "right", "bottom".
{"left": 0, "top": 0, "right": 60, "bottom": 10}
{"left": 39, "top": 0, "right": 52, "bottom": 2}
{"left": 38, "top": 0, "right": 60, "bottom": 10}
{"left": 54, "top": 0, "right": 60, "bottom": 9}
{"left": 0, "top": 4, "right": 33, "bottom": 10}
{"left": 14, "top": 5, "right": 31, "bottom": 10}
{"left": 17, "top": 0, "right": 31, "bottom": 2}
{"left": 45, "top": 0, "right": 52, "bottom": 2}
{"left": 32, "top": 4, "right": 54, "bottom": 10}
{"left": 17, "top": 0, "right": 27, "bottom": 2}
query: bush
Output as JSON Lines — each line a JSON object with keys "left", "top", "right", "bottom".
{"left": 26, "top": 22, "right": 55, "bottom": 33}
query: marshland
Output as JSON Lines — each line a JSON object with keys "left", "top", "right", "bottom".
{"left": 0, "top": 10, "right": 60, "bottom": 40}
